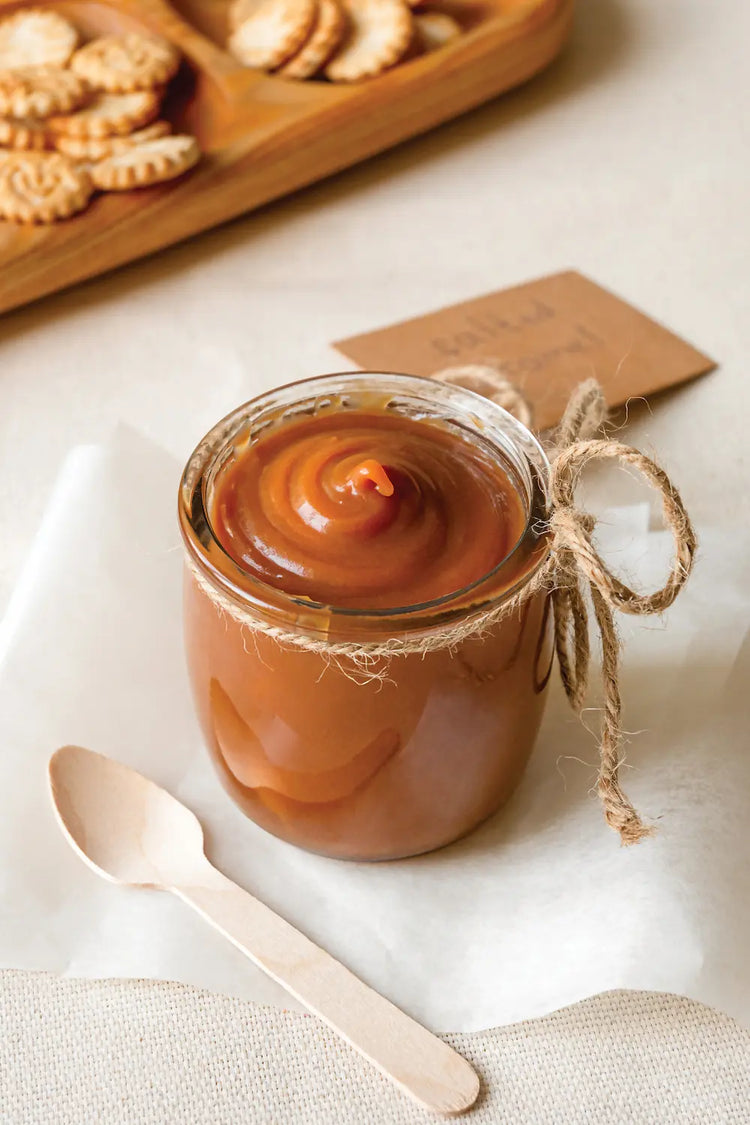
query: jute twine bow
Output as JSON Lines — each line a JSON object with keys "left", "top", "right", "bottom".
{"left": 433, "top": 366, "right": 697, "bottom": 844}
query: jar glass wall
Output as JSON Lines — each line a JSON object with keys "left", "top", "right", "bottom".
{"left": 179, "top": 373, "right": 553, "bottom": 860}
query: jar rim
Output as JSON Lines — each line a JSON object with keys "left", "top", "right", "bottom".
{"left": 178, "top": 372, "right": 551, "bottom": 640}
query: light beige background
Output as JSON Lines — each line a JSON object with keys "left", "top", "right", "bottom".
{"left": 1, "top": 0, "right": 749, "bottom": 1120}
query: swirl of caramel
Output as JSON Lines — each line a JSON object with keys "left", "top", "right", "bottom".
{"left": 210, "top": 409, "right": 526, "bottom": 610}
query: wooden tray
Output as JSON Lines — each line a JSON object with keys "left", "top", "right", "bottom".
{"left": 0, "top": 0, "right": 573, "bottom": 315}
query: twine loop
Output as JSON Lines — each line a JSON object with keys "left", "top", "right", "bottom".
{"left": 432, "top": 363, "right": 534, "bottom": 430}
{"left": 550, "top": 439, "right": 697, "bottom": 615}
{"left": 438, "top": 365, "right": 697, "bottom": 845}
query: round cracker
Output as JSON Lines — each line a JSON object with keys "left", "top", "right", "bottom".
{"left": 53, "top": 120, "right": 171, "bottom": 160}
{"left": 325, "top": 0, "right": 412, "bottom": 82}
{"left": 413, "top": 10, "right": 461, "bottom": 51}
{"left": 0, "top": 116, "right": 50, "bottom": 151}
{"left": 0, "top": 10, "right": 78, "bottom": 69}
{"left": 228, "top": 0, "right": 317, "bottom": 70}
{"left": 48, "top": 89, "right": 160, "bottom": 138}
{"left": 228, "top": 0, "right": 262, "bottom": 33}
{"left": 0, "top": 67, "right": 89, "bottom": 119}
{"left": 277, "top": 0, "right": 346, "bottom": 79}
{"left": 0, "top": 150, "right": 92, "bottom": 222}
{"left": 70, "top": 33, "right": 180, "bottom": 93}
{"left": 91, "top": 133, "right": 200, "bottom": 190}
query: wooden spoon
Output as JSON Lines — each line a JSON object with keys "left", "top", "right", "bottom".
{"left": 48, "top": 745, "right": 480, "bottom": 1116}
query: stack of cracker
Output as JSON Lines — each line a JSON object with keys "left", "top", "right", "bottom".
{"left": 0, "top": 10, "right": 201, "bottom": 223}
{"left": 227, "top": 0, "right": 462, "bottom": 83}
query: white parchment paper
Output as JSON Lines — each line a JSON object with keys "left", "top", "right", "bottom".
{"left": 1, "top": 426, "right": 748, "bottom": 1033}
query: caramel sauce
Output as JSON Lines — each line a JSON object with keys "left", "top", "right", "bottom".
{"left": 208, "top": 410, "right": 526, "bottom": 609}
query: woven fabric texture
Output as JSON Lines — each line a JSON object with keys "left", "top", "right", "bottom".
{"left": 2, "top": 972, "right": 748, "bottom": 1124}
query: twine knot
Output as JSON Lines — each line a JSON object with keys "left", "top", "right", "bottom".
{"left": 434, "top": 365, "right": 697, "bottom": 845}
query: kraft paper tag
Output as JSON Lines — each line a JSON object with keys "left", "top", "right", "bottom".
{"left": 333, "top": 271, "right": 716, "bottom": 430}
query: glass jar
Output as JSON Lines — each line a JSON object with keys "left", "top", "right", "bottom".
{"left": 179, "top": 373, "right": 552, "bottom": 861}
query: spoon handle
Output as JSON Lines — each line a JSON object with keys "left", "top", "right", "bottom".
{"left": 173, "top": 864, "right": 479, "bottom": 1115}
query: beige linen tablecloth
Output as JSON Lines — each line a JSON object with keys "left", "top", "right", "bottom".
{"left": 1, "top": 0, "right": 749, "bottom": 1120}
{"left": 2, "top": 976, "right": 749, "bottom": 1124}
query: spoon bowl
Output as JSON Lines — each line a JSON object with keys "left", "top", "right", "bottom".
{"left": 49, "top": 745, "right": 206, "bottom": 888}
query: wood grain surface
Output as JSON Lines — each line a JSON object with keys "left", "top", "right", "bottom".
{"left": 0, "top": 0, "right": 574, "bottom": 315}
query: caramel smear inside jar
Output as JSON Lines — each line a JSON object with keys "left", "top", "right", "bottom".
{"left": 209, "top": 409, "right": 528, "bottom": 610}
